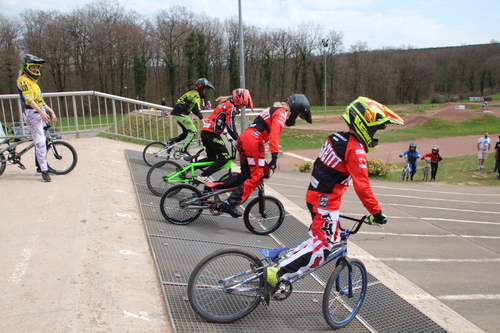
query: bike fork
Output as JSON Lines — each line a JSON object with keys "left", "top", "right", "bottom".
{"left": 257, "top": 184, "right": 267, "bottom": 218}
{"left": 48, "top": 143, "right": 62, "bottom": 160}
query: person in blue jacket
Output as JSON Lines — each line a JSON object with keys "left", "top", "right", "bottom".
{"left": 399, "top": 142, "right": 420, "bottom": 181}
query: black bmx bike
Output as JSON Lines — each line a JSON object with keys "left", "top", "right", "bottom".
{"left": 0, "top": 123, "right": 77, "bottom": 177}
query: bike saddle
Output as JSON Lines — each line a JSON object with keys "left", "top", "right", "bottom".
{"left": 183, "top": 155, "right": 197, "bottom": 162}
{"left": 204, "top": 181, "right": 225, "bottom": 189}
{"left": 259, "top": 247, "right": 290, "bottom": 260}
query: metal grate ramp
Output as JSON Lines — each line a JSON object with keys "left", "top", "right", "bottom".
{"left": 126, "top": 149, "right": 447, "bottom": 333}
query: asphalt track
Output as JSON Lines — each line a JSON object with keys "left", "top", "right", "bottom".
{"left": 1, "top": 136, "right": 498, "bottom": 332}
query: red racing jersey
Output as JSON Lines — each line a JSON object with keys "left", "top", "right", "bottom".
{"left": 247, "top": 106, "right": 287, "bottom": 154}
{"left": 306, "top": 131, "right": 381, "bottom": 213}
{"left": 421, "top": 152, "right": 442, "bottom": 163}
{"left": 201, "top": 101, "right": 238, "bottom": 140}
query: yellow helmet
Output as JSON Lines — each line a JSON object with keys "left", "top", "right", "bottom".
{"left": 342, "top": 97, "right": 404, "bottom": 152}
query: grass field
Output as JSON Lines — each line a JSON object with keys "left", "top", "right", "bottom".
{"left": 373, "top": 155, "right": 499, "bottom": 186}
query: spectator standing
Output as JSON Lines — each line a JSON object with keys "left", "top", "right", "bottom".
{"left": 135, "top": 95, "right": 140, "bottom": 110}
{"left": 493, "top": 135, "right": 500, "bottom": 175}
{"left": 477, "top": 132, "right": 491, "bottom": 170}
{"left": 160, "top": 98, "right": 166, "bottom": 106}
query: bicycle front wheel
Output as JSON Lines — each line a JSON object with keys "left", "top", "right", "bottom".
{"left": 422, "top": 167, "right": 429, "bottom": 182}
{"left": 0, "top": 152, "right": 6, "bottom": 176}
{"left": 160, "top": 184, "right": 203, "bottom": 224}
{"left": 143, "top": 141, "right": 170, "bottom": 166}
{"left": 146, "top": 160, "right": 184, "bottom": 196}
{"left": 322, "top": 258, "right": 367, "bottom": 329}
{"left": 47, "top": 141, "right": 78, "bottom": 175}
{"left": 188, "top": 248, "right": 263, "bottom": 323}
{"left": 400, "top": 168, "right": 406, "bottom": 181}
{"left": 243, "top": 195, "right": 285, "bottom": 235}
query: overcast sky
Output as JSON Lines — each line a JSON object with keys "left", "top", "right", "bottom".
{"left": 1, "top": 0, "right": 498, "bottom": 50}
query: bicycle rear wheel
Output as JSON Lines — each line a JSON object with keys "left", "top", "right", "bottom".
{"left": 146, "top": 160, "right": 184, "bottom": 196}
{"left": 322, "top": 258, "right": 367, "bottom": 329}
{"left": 243, "top": 195, "right": 285, "bottom": 235}
{"left": 160, "top": 184, "right": 203, "bottom": 224}
{"left": 47, "top": 141, "right": 78, "bottom": 175}
{"left": 143, "top": 141, "right": 170, "bottom": 166}
{"left": 188, "top": 248, "right": 263, "bottom": 323}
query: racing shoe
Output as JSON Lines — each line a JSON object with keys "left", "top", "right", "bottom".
{"left": 200, "top": 176, "right": 214, "bottom": 183}
{"left": 220, "top": 202, "right": 242, "bottom": 218}
{"left": 263, "top": 267, "right": 280, "bottom": 305}
{"left": 41, "top": 171, "right": 51, "bottom": 182}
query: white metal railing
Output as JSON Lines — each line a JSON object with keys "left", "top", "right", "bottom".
{"left": 0, "top": 91, "right": 263, "bottom": 143}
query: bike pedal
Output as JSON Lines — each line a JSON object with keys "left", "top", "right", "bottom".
{"left": 17, "top": 164, "right": 26, "bottom": 170}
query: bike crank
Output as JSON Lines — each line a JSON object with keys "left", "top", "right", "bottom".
{"left": 209, "top": 201, "right": 223, "bottom": 215}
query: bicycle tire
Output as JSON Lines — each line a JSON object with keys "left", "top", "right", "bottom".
{"left": 188, "top": 248, "right": 263, "bottom": 323}
{"left": 160, "top": 184, "right": 203, "bottom": 224}
{"left": 322, "top": 258, "right": 367, "bottom": 329}
{"left": 243, "top": 195, "right": 285, "bottom": 235}
{"left": 0, "top": 152, "right": 6, "bottom": 176}
{"left": 143, "top": 141, "right": 170, "bottom": 166}
{"left": 146, "top": 160, "right": 184, "bottom": 196}
{"left": 400, "top": 168, "right": 406, "bottom": 181}
{"left": 422, "top": 167, "right": 429, "bottom": 182}
{"left": 47, "top": 141, "right": 78, "bottom": 175}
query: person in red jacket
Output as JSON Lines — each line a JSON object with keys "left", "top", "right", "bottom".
{"left": 219, "top": 94, "right": 312, "bottom": 218}
{"left": 262, "top": 96, "right": 404, "bottom": 302}
{"left": 198, "top": 88, "right": 253, "bottom": 181}
{"left": 420, "top": 145, "right": 443, "bottom": 181}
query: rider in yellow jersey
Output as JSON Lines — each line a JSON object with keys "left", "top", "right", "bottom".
{"left": 17, "top": 54, "right": 57, "bottom": 182}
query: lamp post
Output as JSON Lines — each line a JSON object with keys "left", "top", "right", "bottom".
{"left": 238, "top": 0, "right": 247, "bottom": 131}
{"left": 322, "top": 39, "right": 329, "bottom": 120}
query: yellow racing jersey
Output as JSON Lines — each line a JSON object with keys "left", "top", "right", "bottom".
{"left": 17, "top": 75, "right": 44, "bottom": 109}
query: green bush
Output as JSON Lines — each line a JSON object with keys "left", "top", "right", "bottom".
{"left": 295, "top": 160, "right": 313, "bottom": 173}
{"left": 367, "top": 159, "right": 397, "bottom": 177}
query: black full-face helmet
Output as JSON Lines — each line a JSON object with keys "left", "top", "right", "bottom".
{"left": 195, "top": 78, "right": 215, "bottom": 97}
{"left": 21, "top": 54, "right": 46, "bottom": 80}
{"left": 285, "top": 94, "right": 312, "bottom": 127}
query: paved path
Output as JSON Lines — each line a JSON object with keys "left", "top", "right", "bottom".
{"left": 1, "top": 136, "right": 498, "bottom": 332}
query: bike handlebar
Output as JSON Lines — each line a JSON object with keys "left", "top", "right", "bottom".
{"left": 339, "top": 214, "right": 382, "bottom": 235}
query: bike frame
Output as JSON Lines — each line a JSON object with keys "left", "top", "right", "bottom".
{"left": 163, "top": 159, "right": 233, "bottom": 184}
{"left": 0, "top": 140, "right": 35, "bottom": 161}
{"left": 0, "top": 124, "right": 60, "bottom": 169}
{"left": 178, "top": 173, "right": 271, "bottom": 212}
{"left": 221, "top": 214, "right": 370, "bottom": 293}
{"left": 162, "top": 139, "right": 201, "bottom": 158}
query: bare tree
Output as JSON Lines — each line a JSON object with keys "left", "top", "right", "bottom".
{"left": 0, "top": 15, "right": 22, "bottom": 94}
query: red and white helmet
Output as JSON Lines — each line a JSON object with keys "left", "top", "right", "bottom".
{"left": 432, "top": 145, "right": 440, "bottom": 152}
{"left": 231, "top": 88, "right": 253, "bottom": 112}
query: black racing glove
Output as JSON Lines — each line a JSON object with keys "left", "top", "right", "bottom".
{"left": 268, "top": 152, "right": 278, "bottom": 170}
{"left": 198, "top": 114, "right": 203, "bottom": 120}
{"left": 370, "top": 211, "right": 387, "bottom": 225}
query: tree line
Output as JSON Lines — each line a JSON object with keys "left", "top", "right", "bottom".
{"left": 1, "top": 0, "right": 499, "bottom": 109}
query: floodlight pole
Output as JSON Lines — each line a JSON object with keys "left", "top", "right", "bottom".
{"left": 322, "top": 39, "right": 329, "bottom": 120}
{"left": 238, "top": 0, "right": 247, "bottom": 131}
